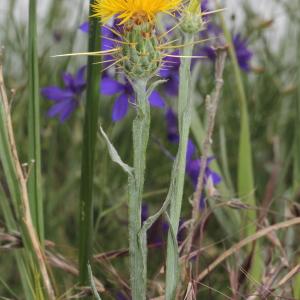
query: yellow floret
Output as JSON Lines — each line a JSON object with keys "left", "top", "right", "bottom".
{"left": 92, "top": 0, "right": 181, "bottom": 24}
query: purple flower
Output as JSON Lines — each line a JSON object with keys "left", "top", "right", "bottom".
{"left": 141, "top": 203, "right": 149, "bottom": 224}
{"left": 79, "top": 22, "right": 89, "bottom": 33}
{"left": 80, "top": 21, "right": 123, "bottom": 71}
{"left": 186, "top": 156, "right": 222, "bottom": 187}
{"left": 165, "top": 108, "right": 221, "bottom": 209}
{"left": 199, "top": 32, "right": 253, "bottom": 72}
{"left": 162, "top": 218, "right": 186, "bottom": 243}
{"left": 116, "top": 292, "right": 128, "bottom": 300}
{"left": 41, "top": 66, "right": 86, "bottom": 122}
{"left": 160, "top": 51, "right": 180, "bottom": 96}
{"left": 165, "top": 108, "right": 195, "bottom": 161}
{"left": 165, "top": 108, "right": 179, "bottom": 142}
{"left": 79, "top": 21, "right": 122, "bottom": 52}
{"left": 233, "top": 34, "right": 253, "bottom": 72}
{"left": 101, "top": 74, "right": 165, "bottom": 122}
{"left": 201, "top": 0, "right": 209, "bottom": 11}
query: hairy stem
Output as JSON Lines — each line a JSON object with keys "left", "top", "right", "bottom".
{"left": 165, "top": 32, "right": 194, "bottom": 300}
{"left": 128, "top": 79, "right": 150, "bottom": 300}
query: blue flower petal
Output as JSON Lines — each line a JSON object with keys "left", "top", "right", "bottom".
{"left": 209, "top": 170, "right": 222, "bottom": 185}
{"left": 165, "top": 108, "right": 179, "bottom": 143}
{"left": 101, "top": 77, "right": 125, "bottom": 95}
{"left": 199, "top": 193, "right": 206, "bottom": 210}
{"left": 79, "top": 22, "right": 89, "bottom": 33}
{"left": 112, "top": 94, "right": 129, "bottom": 121}
{"left": 141, "top": 203, "right": 149, "bottom": 224}
{"left": 148, "top": 91, "right": 165, "bottom": 108}
{"left": 74, "top": 66, "right": 86, "bottom": 91}
{"left": 186, "top": 139, "right": 196, "bottom": 162}
{"left": 41, "top": 87, "right": 73, "bottom": 101}
{"left": 62, "top": 73, "right": 74, "bottom": 89}
{"left": 47, "top": 99, "right": 77, "bottom": 122}
{"left": 165, "top": 74, "right": 179, "bottom": 96}
{"left": 186, "top": 159, "right": 200, "bottom": 187}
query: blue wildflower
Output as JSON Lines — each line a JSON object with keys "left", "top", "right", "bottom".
{"left": 116, "top": 292, "right": 128, "bottom": 300}
{"left": 80, "top": 21, "right": 122, "bottom": 70}
{"left": 199, "top": 33, "right": 253, "bottom": 72}
{"left": 41, "top": 66, "right": 86, "bottom": 122}
{"left": 101, "top": 74, "right": 165, "bottom": 122}
{"left": 162, "top": 218, "right": 186, "bottom": 243}
{"left": 165, "top": 108, "right": 221, "bottom": 209}
{"left": 80, "top": 21, "right": 121, "bottom": 50}
{"left": 232, "top": 34, "right": 253, "bottom": 72}
{"left": 160, "top": 51, "right": 180, "bottom": 96}
{"left": 165, "top": 107, "right": 179, "bottom": 142}
{"left": 141, "top": 203, "right": 149, "bottom": 224}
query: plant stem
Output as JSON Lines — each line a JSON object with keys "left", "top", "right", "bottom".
{"left": 292, "top": 25, "right": 300, "bottom": 300}
{"left": 218, "top": 4, "right": 262, "bottom": 280}
{"left": 128, "top": 79, "right": 150, "bottom": 300}
{"left": 192, "top": 49, "right": 226, "bottom": 215}
{"left": 218, "top": 1, "right": 256, "bottom": 237}
{"left": 182, "top": 50, "right": 227, "bottom": 264}
{"left": 0, "top": 184, "right": 34, "bottom": 300}
{"left": 28, "top": 0, "right": 44, "bottom": 243}
{"left": 79, "top": 0, "right": 101, "bottom": 286}
{"left": 165, "top": 32, "right": 194, "bottom": 300}
{"left": 0, "top": 54, "right": 55, "bottom": 299}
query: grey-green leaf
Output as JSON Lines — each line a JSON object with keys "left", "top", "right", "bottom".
{"left": 100, "top": 126, "right": 133, "bottom": 176}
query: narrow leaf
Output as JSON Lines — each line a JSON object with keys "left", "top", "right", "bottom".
{"left": 79, "top": 0, "right": 102, "bottom": 285}
{"left": 100, "top": 126, "right": 133, "bottom": 176}
{"left": 88, "top": 264, "right": 102, "bottom": 300}
{"left": 28, "top": 0, "right": 44, "bottom": 243}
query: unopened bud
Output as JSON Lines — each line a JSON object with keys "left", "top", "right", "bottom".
{"left": 181, "top": 0, "right": 203, "bottom": 34}
{"left": 121, "top": 13, "right": 161, "bottom": 79}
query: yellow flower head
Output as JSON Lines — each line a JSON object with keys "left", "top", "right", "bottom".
{"left": 92, "top": 0, "right": 181, "bottom": 24}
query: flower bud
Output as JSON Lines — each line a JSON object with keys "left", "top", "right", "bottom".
{"left": 180, "top": 10, "right": 203, "bottom": 34}
{"left": 120, "top": 13, "right": 161, "bottom": 79}
{"left": 180, "top": 0, "right": 203, "bottom": 34}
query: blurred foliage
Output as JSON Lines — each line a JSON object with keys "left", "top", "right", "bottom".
{"left": 0, "top": 0, "right": 299, "bottom": 299}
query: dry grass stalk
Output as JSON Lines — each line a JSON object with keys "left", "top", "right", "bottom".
{"left": 0, "top": 49, "right": 55, "bottom": 299}
{"left": 196, "top": 217, "right": 300, "bottom": 282}
{"left": 184, "top": 47, "right": 228, "bottom": 258}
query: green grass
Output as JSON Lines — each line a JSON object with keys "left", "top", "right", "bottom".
{"left": 28, "top": 0, "right": 44, "bottom": 244}
{"left": 0, "top": 0, "right": 299, "bottom": 299}
{"left": 78, "top": 0, "right": 102, "bottom": 286}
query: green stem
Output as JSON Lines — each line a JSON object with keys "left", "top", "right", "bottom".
{"left": 292, "top": 26, "right": 300, "bottom": 300}
{"left": 218, "top": 6, "right": 262, "bottom": 280}
{"left": 219, "top": 2, "right": 256, "bottom": 237}
{"left": 190, "top": 110, "right": 240, "bottom": 235}
{"left": 128, "top": 79, "right": 150, "bottom": 300}
{"left": 79, "top": 0, "right": 101, "bottom": 286}
{"left": 294, "top": 22, "right": 300, "bottom": 197}
{"left": 28, "top": 0, "right": 44, "bottom": 244}
{"left": 165, "top": 32, "right": 194, "bottom": 300}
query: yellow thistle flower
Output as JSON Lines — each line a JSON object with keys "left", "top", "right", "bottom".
{"left": 92, "top": 0, "right": 181, "bottom": 24}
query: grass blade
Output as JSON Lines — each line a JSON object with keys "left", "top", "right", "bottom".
{"left": 292, "top": 29, "right": 300, "bottom": 300}
{"left": 79, "top": 0, "right": 101, "bottom": 285}
{"left": 0, "top": 51, "right": 55, "bottom": 299}
{"left": 28, "top": 0, "right": 44, "bottom": 243}
{"left": 0, "top": 185, "right": 35, "bottom": 300}
{"left": 88, "top": 264, "right": 102, "bottom": 300}
{"left": 218, "top": 5, "right": 262, "bottom": 280}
